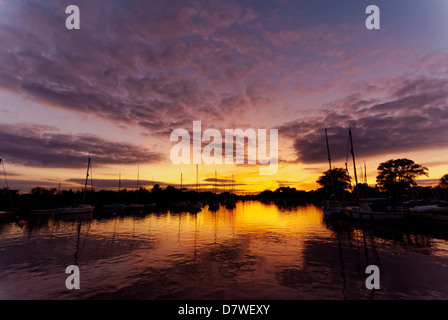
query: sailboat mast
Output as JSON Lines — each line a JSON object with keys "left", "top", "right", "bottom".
{"left": 1, "top": 159, "right": 13, "bottom": 210}
{"left": 118, "top": 172, "right": 121, "bottom": 202}
{"left": 364, "top": 161, "right": 368, "bottom": 197}
{"left": 83, "top": 158, "right": 91, "bottom": 203}
{"left": 364, "top": 161, "right": 367, "bottom": 184}
{"left": 325, "top": 128, "right": 332, "bottom": 170}
{"left": 325, "top": 128, "right": 336, "bottom": 197}
{"left": 349, "top": 130, "right": 360, "bottom": 202}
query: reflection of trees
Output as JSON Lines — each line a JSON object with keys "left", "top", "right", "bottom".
{"left": 321, "top": 217, "right": 446, "bottom": 299}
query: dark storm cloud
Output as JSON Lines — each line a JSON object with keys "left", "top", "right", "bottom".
{"left": 0, "top": 124, "right": 163, "bottom": 168}
{"left": 0, "top": 0, "right": 374, "bottom": 136}
{"left": 280, "top": 76, "right": 448, "bottom": 164}
{"left": 0, "top": 0, "right": 268, "bottom": 133}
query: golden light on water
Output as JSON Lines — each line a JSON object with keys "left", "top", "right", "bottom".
{"left": 3, "top": 200, "right": 448, "bottom": 299}
{"left": 75, "top": 202, "right": 330, "bottom": 277}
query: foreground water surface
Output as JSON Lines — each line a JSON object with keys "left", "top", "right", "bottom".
{"left": 1, "top": 201, "right": 448, "bottom": 300}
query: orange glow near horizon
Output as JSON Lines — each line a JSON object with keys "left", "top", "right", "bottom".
{"left": 3, "top": 150, "right": 447, "bottom": 194}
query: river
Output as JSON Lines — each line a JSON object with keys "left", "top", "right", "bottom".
{"left": 1, "top": 201, "right": 448, "bottom": 300}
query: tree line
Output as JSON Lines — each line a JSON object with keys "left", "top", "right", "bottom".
{"left": 317, "top": 158, "right": 448, "bottom": 201}
{"left": 1, "top": 157, "right": 447, "bottom": 213}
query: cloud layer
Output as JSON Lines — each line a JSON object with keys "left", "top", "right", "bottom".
{"left": 280, "top": 73, "right": 448, "bottom": 164}
{"left": 0, "top": 124, "right": 162, "bottom": 168}
{"left": 0, "top": 0, "right": 446, "bottom": 173}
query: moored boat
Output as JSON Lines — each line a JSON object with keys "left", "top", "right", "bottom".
{"left": 321, "top": 202, "right": 342, "bottom": 216}
{"left": 404, "top": 202, "right": 448, "bottom": 224}
{"left": 61, "top": 203, "right": 95, "bottom": 214}
{"left": 170, "top": 201, "right": 187, "bottom": 212}
{"left": 124, "top": 203, "right": 144, "bottom": 213}
{"left": 102, "top": 203, "right": 125, "bottom": 214}
{"left": 0, "top": 210, "right": 14, "bottom": 219}
{"left": 342, "top": 199, "right": 405, "bottom": 222}
{"left": 320, "top": 129, "right": 343, "bottom": 217}
{"left": 144, "top": 203, "right": 157, "bottom": 210}
{"left": 0, "top": 158, "right": 15, "bottom": 220}
{"left": 59, "top": 158, "right": 95, "bottom": 214}
{"left": 409, "top": 203, "right": 448, "bottom": 213}
{"left": 30, "top": 208, "right": 62, "bottom": 215}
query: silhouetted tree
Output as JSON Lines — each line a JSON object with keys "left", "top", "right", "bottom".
{"left": 317, "top": 168, "right": 351, "bottom": 199}
{"left": 376, "top": 158, "right": 428, "bottom": 199}
{"left": 440, "top": 174, "right": 448, "bottom": 189}
{"left": 31, "top": 187, "right": 57, "bottom": 196}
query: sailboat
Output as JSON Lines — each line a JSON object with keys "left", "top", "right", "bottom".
{"left": 102, "top": 173, "right": 124, "bottom": 213}
{"left": 61, "top": 158, "right": 95, "bottom": 214}
{"left": 321, "top": 129, "right": 342, "bottom": 216}
{"left": 341, "top": 130, "right": 404, "bottom": 222}
{"left": 124, "top": 167, "right": 144, "bottom": 213}
{"left": 0, "top": 158, "right": 14, "bottom": 219}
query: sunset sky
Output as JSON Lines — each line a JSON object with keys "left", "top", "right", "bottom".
{"left": 0, "top": 0, "right": 447, "bottom": 194}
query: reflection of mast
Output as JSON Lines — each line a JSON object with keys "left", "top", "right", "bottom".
{"left": 333, "top": 222, "right": 346, "bottom": 300}
{"left": 193, "top": 214, "right": 198, "bottom": 264}
{"left": 360, "top": 228, "right": 376, "bottom": 300}
{"left": 214, "top": 209, "right": 217, "bottom": 244}
{"left": 74, "top": 221, "right": 81, "bottom": 265}
{"left": 130, "top": 217, "right": 136, "bottom": 249}
{"left": 111, "top": 217, "right": 118, "bottom": 245}
{"left": 345, "top": 224, "right": 381, "bottom": 300}
{"left": 178, "top": 213, "right": 181, "bottom": 243}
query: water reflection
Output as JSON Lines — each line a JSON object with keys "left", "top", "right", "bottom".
{"left": 0, "top": 201, "right": 447, "bottom": 299}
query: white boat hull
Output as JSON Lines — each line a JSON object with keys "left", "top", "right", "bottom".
{"left": 31, "top": 208, "right": 62, "bottom": 215}
{"left": 61, "top": 205, "right": 94, "bottom": 214}
{"left": 321, "top": 206, "right": 342, "bottom": 216}
{"left": 0, "top": 211, "right": 13, "bottom": 219}
{"left": 410, "top": 205, "right": 448, "bottom": 213}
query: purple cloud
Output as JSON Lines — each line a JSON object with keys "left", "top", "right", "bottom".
{"left": 280, "top": 74, "right": 448, "bottom": 164}
{"left": 0, "top": 124, "right": 163, "bottom": 168}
